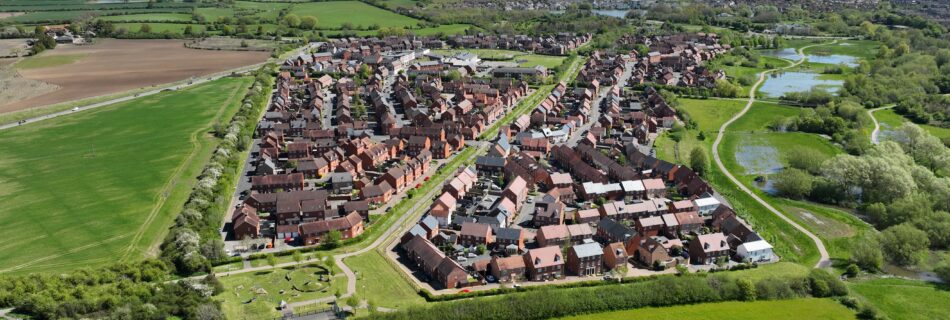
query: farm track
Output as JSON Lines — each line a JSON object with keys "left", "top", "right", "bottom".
{"left": 712, "top": 41, "right": 836, "bottom": 269}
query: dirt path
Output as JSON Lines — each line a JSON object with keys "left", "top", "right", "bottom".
{"left": 711, "top": 41, "right": 835, "bottom": 269}
{"left": 869, "top": 105, "right": 895, "bottom": 144}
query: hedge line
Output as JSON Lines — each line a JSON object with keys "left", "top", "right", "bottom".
{"left": 371, "top": 269, "right": 847, "bottom": 320}
{"left": 159, "top": 66, "right": 276, "bottom": 276}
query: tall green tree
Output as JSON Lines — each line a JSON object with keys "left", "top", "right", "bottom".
{"left": 689, "top": 147, "right": 707, "bottom": 176}
{"left": 880, "top": 223, "right": 930, "bottom": 266}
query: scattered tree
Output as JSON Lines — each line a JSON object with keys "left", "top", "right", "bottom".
{"left": 689, "top": 147, "right": 707, "bottom": 176}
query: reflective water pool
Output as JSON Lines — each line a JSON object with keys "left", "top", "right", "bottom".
{"left": 758, "top": 71, "right": 842, "bottom": 98}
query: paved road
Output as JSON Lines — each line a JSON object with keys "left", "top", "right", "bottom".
{"left": 564, "top": 61, "right": 635, "bottom": 147}
{"left": 868, "top": 105, "right": 895, "bottom": 144}
{"left": 711, "top": 42, "right": 834, "bottom": 269}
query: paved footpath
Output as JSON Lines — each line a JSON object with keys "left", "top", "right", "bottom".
{"left": 712, "top": 41, "right": 835, "bottom": 269}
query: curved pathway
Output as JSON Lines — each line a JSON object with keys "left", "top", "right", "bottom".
{"left": 868, "top": 105, "right": 894, "bottom": 144}
{"left": 711, "top": 42, "right": 834, "bottom": 269}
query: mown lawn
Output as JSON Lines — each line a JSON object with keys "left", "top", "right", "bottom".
{"left": 678, "top": 98, "right": 747, "bottom": 133}
{"left": 14, "top": 53, "right": 86, "bottom": 69}
{"left": 0, "top": 77, "right": 251, "bottom": 274}
{"left": 557, "top": 298, "right": 854, "bottom": 320}
{"left": 346, "top": 251, "right": 425, "bottom": 309}
{"left": 850, "top": 278, "right": 950, "bottom": 320}
{"left": 217, "top": 263, "right": 344, "bottom": 320}
{"left": 290, "top": 1, "right": 420, "bottom": 29}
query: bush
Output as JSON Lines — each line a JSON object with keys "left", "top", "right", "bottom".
{"left": 807, "top": 269, "right": 848, "bottom": 298}
{"left": 773, "top": 168, "right": 814, "bottom": 199}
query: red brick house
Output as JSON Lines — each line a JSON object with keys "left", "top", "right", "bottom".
{"left": 524, "top": 246, "right": 564, "bottom": 281}
{"left": 231, "top": 206, "right": 260, "bottom": 240}
{"left": 567, "top": 241, "right": 603, "bottom": 276}
{"left": 298, "top": 212, "right": 364, "bottom": 245}
{"left": 459, "top": 222, "right": 493, "bottom": 247}
{"left": 490, "top": 255, "right": 526, "bottom": 283}
{"left": 251, "top": 173, "right": 305, "bottom": 193}
{"left": 689, "top": 233, "right": 730, "bottom": 265}
{"left": 603, "top": 242, "right": 628, "bottom": 270}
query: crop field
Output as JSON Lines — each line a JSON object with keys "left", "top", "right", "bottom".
{"left": 291, "top": 1, "right": 421, "bottom": 29}
{"left": 1, "top": 39, "right": 268, "bottom": 114}
{"left": 99, "top": 13, "right": 195, "bottom": 22}
{"left": 850, "top": 278, "right": 950, "bottom": 320}
{"left": 558, "top": 298, "right": 854, "bottom": 320}
{"left": 0, "top": 77, "right": 251, "bottom": 275}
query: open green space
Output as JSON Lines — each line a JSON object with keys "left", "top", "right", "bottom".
{"left": 113, "top": 22, "right": 206, "bottom": 34}
{"left": 290, "top": 1, "right": 421, "bottom": 29}
{"left": 217, "top": 263, "right": 344, "bottom": 320}
{"left": 849, "top": 278, "right": 950, "bottom": 320}
{"left": 0, "top": 77, "right": 251, "bottom": 275}
{"left": 678, "top": 98, "right": 747, "bottom": 132}
{"left": 804, "top": 40, "right": 879, "bottom": 59}
{"left": 875, "top": 108, "right": 950, "bottom": 140}
{"left": 14, "top": 53, "right": 86, "bottom": 69}
{"left": 99, "top": 13, "right": 194, "bottom": 22}
{"left": 347, "top": 251, "right": 425, "bottom": 310}
{"left": 558, "top": 298, "right": 854, "bottom": 320}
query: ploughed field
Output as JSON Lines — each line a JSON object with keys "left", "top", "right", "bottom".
{"left": 0, "top": 77, "right": 251, "bottom": 274}
{"left": 0, "top": 39, "right": 268, "bottom": 114}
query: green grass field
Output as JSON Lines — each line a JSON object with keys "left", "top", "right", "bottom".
{"left": 850, "top": 278, "right": 950, "bottom": 320}
{"left": 875, "top": 108, "right": 950, "bottom": 140}
{"left": 114, "top": 22, "right": 206, "bottom": 34}
{"left": 558, "top": 298, "right": 854, "bottom": 320}
{"left": 14, "top": 53, "right": 86, "bottom": 69}
{"left": 346, "top": 251, "right": 425, "bottom": 309}
{"left": 804, "top": 40, "right": 879, "bottom": 59}
{"left": 0, "top": 77, "right": 251, "bottom": 274}
{"left": 290, "top": 1, "right": 420, "bottom": 29}
{"left": 99, "top": 13, "right": 194, "bottom": 22}
{"left": 217, "top": 263, "right": 344, "bottom": 320}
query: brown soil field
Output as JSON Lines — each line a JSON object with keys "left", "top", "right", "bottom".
{"left": 0, "top": 39, "right": 270, "bottom": 113}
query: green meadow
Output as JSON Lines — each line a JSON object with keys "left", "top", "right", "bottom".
{"left": 850, "top": 278, "right": 950, "bottom": 320}
{"left": 0, "top": 77, "right": 251, "bottom": 274}
{"left": 291, "top": 1, "right": 421, "bottom": 29}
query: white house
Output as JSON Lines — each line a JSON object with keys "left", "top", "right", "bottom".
{"left": 693, "top": 197, "right": 721, "bottom": 215}
{"left": 736, "top": 240, "right": 774, "bottom": 263}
